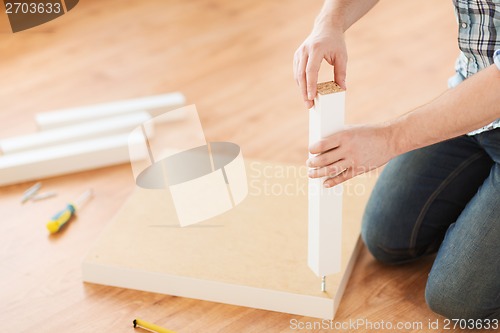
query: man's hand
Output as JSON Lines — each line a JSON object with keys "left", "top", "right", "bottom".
{"left": 293, "top": 26, "right": 348, "bottom": 109}
{"left": 307, "top": 124, "right": 396, "bottom": 187}
{"left": 293, "top": 0, "right": 379, "bottom": 107}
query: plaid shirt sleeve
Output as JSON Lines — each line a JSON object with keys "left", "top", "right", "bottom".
{"left": 495, "top": 49, "right": 500, "bottom": 71}
{"left": 452, "top": 0, "right": 500, "bottom": 135}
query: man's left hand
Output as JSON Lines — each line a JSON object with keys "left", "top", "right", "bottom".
{"left": 307, "top": 124, "right": 396, "bottom": 187}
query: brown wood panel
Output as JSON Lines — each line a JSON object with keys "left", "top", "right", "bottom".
{"left": 0, "top": 0, "right": 465, "bottom": 332}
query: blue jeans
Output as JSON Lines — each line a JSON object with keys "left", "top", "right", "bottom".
{"left": 361, "top": 128, "right": 500, "bottom": 320}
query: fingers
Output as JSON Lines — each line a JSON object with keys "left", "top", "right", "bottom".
{"left": 323, "top": 168, "right": 353, "bottom": 187}
{"left": 295, "top": 52, "right": 309, "bottom": 107}
{"left": 333, "top": 53, "right": 347, "bottom": 90}
{"left": 294, "top": 52, "right": 313, "bottom": 109}
{"left": 305, "top": 51, "right": 322, "bottom": 101}
{"left": 308, "top": 134, "right": 341, "bottom": 155}
{"left": 294, "top": 37, "right": 348, "bottom": 108}
{"left": 307, "top": 145, "right": 341, "bottom": 168}
{"left": 294, "top": 46, "right": 323, "bottom": 108}
{"left": 308, "top": 159, "right": 350, "bottom": 178}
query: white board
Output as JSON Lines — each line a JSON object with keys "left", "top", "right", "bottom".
{"left": 0, "top": 133, "right": 147, "bottom": 186}
{"left": 0, "top": 112, "right": 152, "bottom": 155}
{"left": 35, "top": 92, "right": 186, "bottom": 130}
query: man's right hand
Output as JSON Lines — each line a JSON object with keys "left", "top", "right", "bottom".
{"left": 293, "top": 25, "right": 348, "bottom": 109}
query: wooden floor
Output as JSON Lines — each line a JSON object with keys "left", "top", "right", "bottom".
{"left": 0, "top": 1, "right": 467, "bottom": 332}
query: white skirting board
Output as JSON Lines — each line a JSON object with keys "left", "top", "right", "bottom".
{"left": 0, "top": 112, "right": 152, "bottom": 155}
{"left": 308, "top": 82, "right": 346, "bottom": 277}
{"left": 82, "top": 161, "right": 376, "bottom": 319}
{"left": 35, "top": 92, "right": 186, "bottom": 130}
{"left": 0, "top": 133, "right": 147, "bottom": 187}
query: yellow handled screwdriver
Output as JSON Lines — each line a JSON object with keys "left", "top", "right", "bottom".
{"left": 46, "top": 189, "right": 94, "bottom": 234}
{"left": 133, "top": 318, "right": 176, "bottom": 333}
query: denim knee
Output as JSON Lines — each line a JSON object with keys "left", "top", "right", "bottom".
{"left": 425, "top": 272, "right": 496, "bottom": 320}
{"left": 361, "top": 215, "right": 414, "bottom": 265}
{"left": 361, "top": 226, "right": 396, "bottom": 264}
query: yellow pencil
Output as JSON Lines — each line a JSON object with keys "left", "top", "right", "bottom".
{"left": 133, "top": 318, "right": 176, "bottom": 333}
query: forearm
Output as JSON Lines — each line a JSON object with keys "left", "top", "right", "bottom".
{"left": 314, "top": 0, "right": 379, "bottom": 32}
{"left": 390, "top": 64, "right": 500, "bottom": 156}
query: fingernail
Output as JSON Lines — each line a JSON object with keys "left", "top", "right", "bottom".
{"left": 324, "top": 183, "right": 332, "bottom": 188}
{"left": 308, "top": 93, "right": 314, "bottom": 100}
